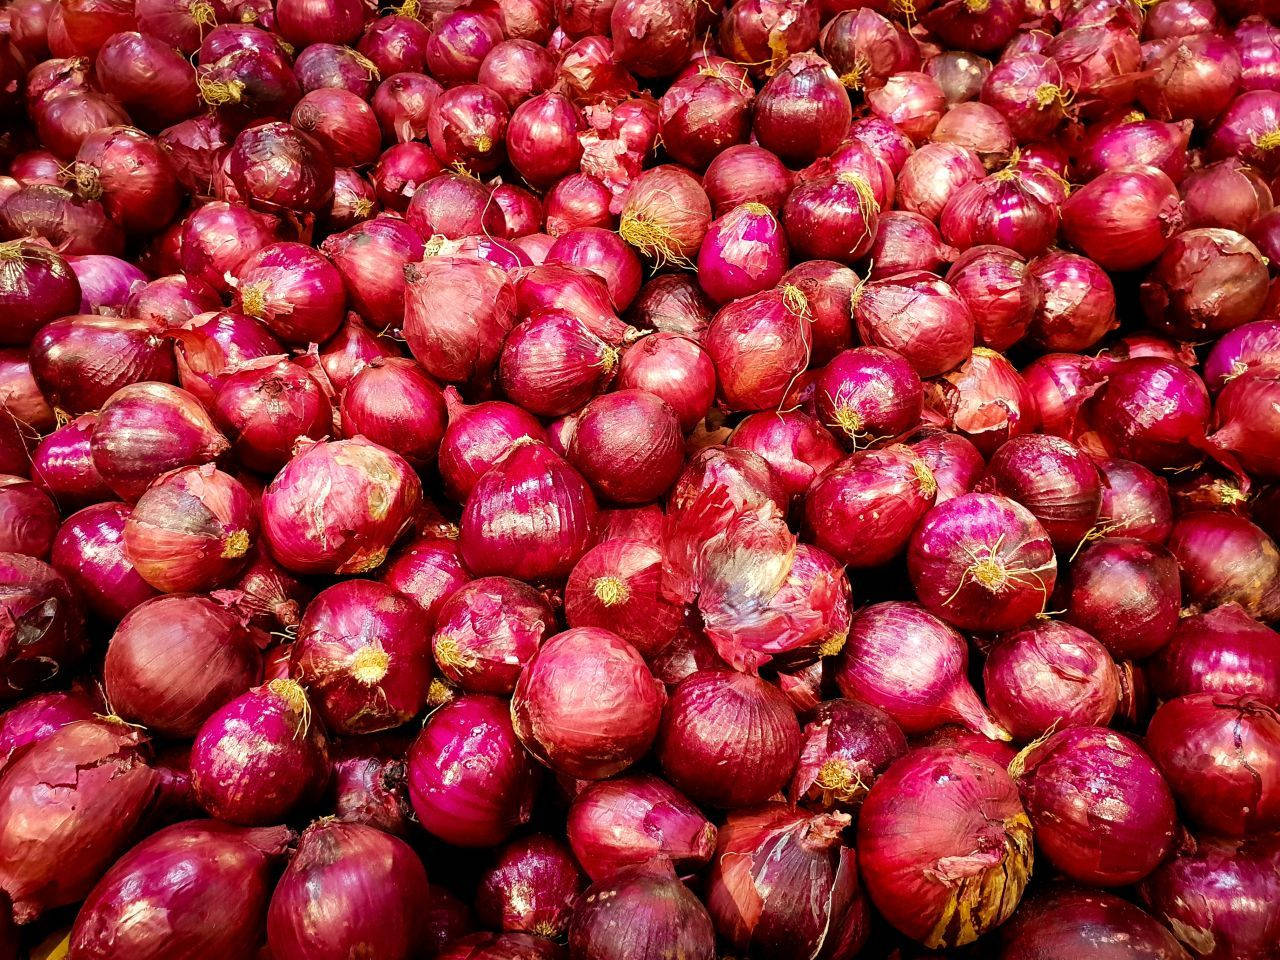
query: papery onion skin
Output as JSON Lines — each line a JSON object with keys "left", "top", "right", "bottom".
{"left": 0, "top": 552, "right": 87, "bottom": 698}
{"left": 983, "top": 620, "right": 1119, "bottom": 742}
{"left": 292, "top": 579, "right": 432, "bottom": 736}
{"left": 0, "top": 477, "right": 57, "bottom": 559}
{"left": 476, "top": 834, "right": 583, "bottom": 938}
{"left": 1181, "top": 158, "right": 1273, "bottom": 233}
{"left": 1149, "top": 602, "right": 1280, "bottom": 707}
{"left": 857, "top": 746, "right": 1032, "bottom": 949}
{"left": 1066, "top": 537, "right": 1182, "bottom": 659}
{"left": 728, "top": 411, "right": 842, "bottom": 504}
{"left": 1020, "top": 353, "right": 1101, "bottom": 440}
{"left": 999, "top": 886, "right": 1192, "bottom": 960}
{"left": 432, "top": 576, "right": 554, "bottom": 694}
{"left": 656, "top": 670, "right": 800, "bottom": 809}
{"left": 70, "top": 820, "right": 292, "bottom": 960}
{"left": 104, "top": 594, "right": 263, "bottom": 737}
{"left": 512, "top": 627, "right": 664, "bottom": 780}
{"left": 908, "top": 492, "right": 1057, "bottom": 632}
{"left": 0, "top": 718, "right": 156, "bottom": 923}
{"left": 403, "top": 256, "right": 517, "bottom": 387}
{"left": 854, "top": 271, "right": 975, "bottom": 379}
{"left": 790, "top": 699, "right": 907, "bottom": 813}
{"left": 567, "top": 773, "right": 716, "bottom": 883}
{"left": 568, "top": 858, "right": 714, "bottom": 960}
{"left": 910, "top": 430, "right": 986, "bottom": 504}
{"left": 1014, "top": 726, "right": 1176, "bottom": 887}
{"left": 618, "top": 164, "right": 711, "bottom": 264}
{"left": 49, "top": 502, "right": 158, "bottom": 623}
{"left": 0, "top": 690, "right": 97, "bottom": 773}
{"left": 976, "top": 435, "right": 1101, "bottom": 550}
{"left": 1027, "top": 250, "right": 1118, "bottom": 352}
{"left": 1139, "top": 833, "right": 1280, "bottom": 960}
{"left": 1083, "top": 357, "right": 1213, "bottom": 469}
{"left": 1203, "top": 320, "right": 1280, "bottom": 392}
{"left": 407, "top": 694, "right": 540, "bottom": 848}
{"left": 190, "top": 679, "right": 330, "bottom": 826}
{"left": 1141, "top": 228, "right": 1270, "bottom": 339}
{"left": 1167, "top": 511, "right": 1280, "bottom": 621}
{"left": 565, "top": 539, "right": 680, "bottom": 658}
{"left": 261, "top": 437, "right": 422, "bottom": 576}
{"left": 266, "top": 819, "right": 429, "bottom": 960}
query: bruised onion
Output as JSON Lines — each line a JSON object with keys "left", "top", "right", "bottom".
{"left": 261, "top": 437, "right": 421, "bottom": 575}
{"left": 512, "top": 627, "right": 663, "bottom": 780}
{"left": 431, "top": 576, "right": 554, "bottom": 694}
{"left": 190, "top": 679, "right": 330, "bottom": 825}
{"left": 857, "top": 746, "right": 1032, "bottom": 949}
{"left": 408, "top": 694, "right": 539, "bottom": 847}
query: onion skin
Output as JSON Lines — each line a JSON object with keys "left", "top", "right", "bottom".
{"left": 432, "top": 576, "right": 553, "bottom": 694}
{"left": 266, "top": 819, "right": 429, "bottom": 960}
{"left": 0, "top": 553, "right": 86, "bottom": 699}
{"left": 512, "top": 627, "right": 663, "bottom": 780}
{"left": 983, "top": 621, "right": 1119, "bottom": 742}
{"left": 69, "top": 820, "right": 291, "bottom": 960}
{"left": 1140, "top": 833, "right": 1280, "bottom": 960}
{"left": 190, "top": 679, "right": 330, "bottom": 826}
{"left": 403, "top": 256, "right": 517, "bottom": 387}
{"left": 0, "top": 691, "right": 97, "bottom": 774}
{"left": 0, "top": 477, "right": 57, "bottom": 559}
{"left": 999, "top": 886, "right": 1192, "bottom": 960}
{"left": 407, "top": 694, "right": 540, "bottom": 848}
{"left": 705, "top": 285, "right": 816, "bottom": 412}
{"left": 836, "top": 601, "right": 1007, "bottom": 741}
{"left": 1167, "top": 511, "right": 1280, "bottom": 621}
{"left": 657, "top": 670, "right": 800, "bottom": 809}
{"left": 566, "top": 773, "right": 716, "bottom": 883}
{"left": 1096, "top": 458, "right": 1173, "bottom": 543}
{"left": 976, "top": 435, "right": 1101, "bottom": 550}
{"left": 728, "top": 411, "right": 842, "bottom": 504}
{"left": 1150, "top": 603, "right": 1280, "bottom": 706}
{"left": 618, "top": 165, "right": 711, "bottom": 263}
{"left": 706, "top": 804, "right": 869, "bottom": 960}
{"left": 1146, "top": 693, "right": 1280, "bottom": 837}
{"left": 477, "top": 834, "right": 583, "bottom": 938}
{"left": 568, "top": 859, "right": 715, "bottom": 960}
{"left": 804, "top": 445, "right": 937, "bottom": 568}
{"left": 854, "top": 271, "right": 975, "bottom": 379}
{"left": 292, "top": 579, "right": 432, "bottom": 735}
{"left": 1027, "top": 251, "right": 1118, "bottom": 352}
{"left": 0, "top": 718, "right": 156, "bottom": 924}
{"left": 438, "top": 931, "right": 564, "bottom": 960}
{"left": 1141, "top": 228, "right": 1270, "bottom": 339}
{"left": 790, "top": 699, "right": 907, "bottom": 813}
{"left": 565, "top": 539, "right": 679, "bottom": 658}
{"left": 908, "top": 492, "right": 1057, "bottom": 632}
{"left": 857, "top": 746, "right": 1032, "bottom": 949}
{"left": 261, "top": 437, "right": 422, "bottom": 576}
{"left": 104, "top": 594, "right": 263, "bottom": 737}
{"left": 568, "top": 390, "right": 684, "bottom": 505}
{"left": 1014, "top": 726, "right": 1176, "bottom": 887}
{"left": 1066, "top": 537, "right": 1182, "bottom": 659}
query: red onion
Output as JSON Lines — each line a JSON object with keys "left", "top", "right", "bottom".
{"left": 702, "top": 145, "right": 791, "bottom": 218}
{"left": 567, "top": 390, "right": 683, "bottom": 504}
{"left": 327, "top": 739, "right": 411, "bottom": 836}
{"left": 104, "top": 593, "right": 262, "bottom": 736}
{"left": 498, "top": 311, "right": 618, "bottom": 416}
{"left": 563, "top": 539, "right": 676, "bottom": 657}
{"left": 0, "top": 477, "right": 56, "bottom": 559}
{"left": 290, "top": 89, "right": 381, "bottom": 169}
{"left": 1167, "top": 510, "right": 1280, "bottom": 621}
{"left": 1061, "top": 165, "right": 1184, "bottom": 271}
{"left": 515, "top": 262, "right": 625, "bottom": 341}
{"left": 158, "top": 113, "right": 235, "bottom": 194}
{"left": 544, "top": 173, "right": 612, "bottom": 236}
{"left": 1021, "top": 353, "right": 1100, "bottom": 440}
{"left": 546, "top": 228, "right": 642, "bottom": 310}
{"left": 0, "top": 552, "right": 83, "bottom": 697}
{"left": 124, "top": 274, "right": 220, "bottom": 329}
{"left": 0, "top": 690, "right": 96, "bottom": 773}
{"left": 922, "top": 0, "right": 1022, "bottom": 52}
{"left": 431, "top": 576, "right": 553, "bottom": 694}
{"left": 927, "top": 49, "right": 993, "bottom": 105}
{"left": 426, "top": 83, "right": 510, "bottom": 174}
{"left": 1208, "top": 369, "right": 1280, "bottom": 479}
{"left": 426, "top": 9, "right": 503, "bottom": 83}
{"left": 1151, "top": 603, "right": 1280, "bottom": 706}
{"left": 123, "top": 463, "right": 256, "bottom": 593}
{"left": 854, "top": 272, "right": 974, "bottom": 378}
{"left": 477, "top": 835, "right": 582, "bottom": 939}
{"left": 909, "top": 430, "right": 985, "bottom": 504}
{"left": 403, "top": 255, "right": 516, "bottom": 386}
{"left": 216, "top": 551, "right": 310, "bottom": 633}
{"left": 1141, "top": 228, "right": 1269, "bottom": 339}
{"left": 704, "top": 285, "right": 814, "bottom": 412}
{"left": 292, "top": 579, "right": 432, "bottom": 735}
{"left": 339, "top": 358, "right": 446, "bottom": 468}
{"left": 618, "top": 165, "right": 710, "bottom": 265}
{"left": 512, "top": 626, "right": 662, "bottom": 779}
{"left": 1065, "top": 537, "right": 1181, "bottom": 659}
{"left": 90, "top": 382, "right": 229, "bottom": 502}
{"left": 1084, "top": 357, "right": 1213, "bottom": 469}
{"left": 63, "top": 254, "right": 145, "bottom": 315}
{"left": 30, "top": 89, "right": 132, "bottom": 162}
{"left": 372, "top": 72, "right": 442, "bottom": 143}
{"left": 227, "top": 121, "right": 334, "bottom": 214}
{"left": 615, "top": 333, "right": 713, "bottom": 432}
{"left": 1026, "top": 250, "right": 1117, "bottom": 351}
{"left": 814, "top": 346, "right": 922, "bottom": 448}
{"left": 1138, "top": 35, "right": 1241, "bottom": 124}
{"left": 492, "top": 184, "right": 544, "bottom": 239}
{"left": 1185, "top": 160, "right": 1275, "bottom": 235}
{"left": 321, "top": 218, "right": 425, "bottom": 334}
{"left": 1015, "top": 726, "right": 1177, "bottom": 886}
{"left": 1146, "top": 0, "right": 1220, "bottom": 39}
{"left": 707, "top": 804, "right": 869, "bottom": 960}
{"left": 835, "top": 600, "right": 1004, "bottom": 740}
{"left": 657, "top": 670, "right": 799, "bottom": 808}
{"left": 213, "top": 358, "right": 333, "bottom": 474}
{"left": 438, "top": 932, "right": 563, "bottom": 960}
{"left": 190, "top": 679, "right": 329, "bottom": 825}
{"left": 864, "top": 211, "right": 953, "bottom": 280}
{"left": 999, "top": 887, "right": 1191, "bottom": 960}
{"left": 782, "top": 173, "right": 881, "bottom": 264}
{"left": 0, "top": 718, "right": 156, "bottom": 923}
{"left": 944, "top": 245, "right": 1036, "bottom": 351}
{"left": 1075, "top": 115, "right": 1192, "bottom": 183}
{"left": 379, "top": 532, "right": 467, "bottom": 627}
{"left": 0, "top": 350, "right": 54, "bottom": 433}
{"left": 72, "top": 820, "right": 291, "bottom": 960}
{"left": 908, "top": 492, "right": 1057, "bottom": 631}
{"left": 266, "top": 819, "right": 428, "bottom": 960}
{"left": 231, "top": 241, "right": 345, "bottom": 345}
{"left": 1205, "top": 322, "right": 1280, "bottom": 394}
{"left": 819, "top": 8, "right": 917, "bottom": 93}
{"left": 976, "top": 434, "right": 1101, "bottom": 549}
{"left": 358, "top": 15, "right": 430, "bottom": 76}
{"left": 805, "top": 445, "right": 937, "bottom": 567}
{"left": 940, "top": 171, "right": 1059, "bottom": 259}
{"left": 438, "top": 396, "right": 548, "bottom": 502}
{"left": 1140, "top": 833, "right": 1280, "bottom": 960}
{"left": 728, "top": 411, "right": 841, "bottom": 503}
{"left": 498, "top": 91, "right": 579, "bottom": 187}
{"left": 1146, "top": 693, "right": 1280, "bottom": 837}
{"left": 0, "top": 183, "right": 123, "bottom": 256}
{"left": 858, "top": 746, "right": 1032, "bottom": 949}
{"left": 984, "top": 620, "right": 1119, "bottom": 741}
{"left": 478, "top": 40, "right": 556, "bottom": 108}
{"left": 0, "top": 239, "right": 80, "bottom": 346}
{"left": 790, "top": 699, "right": 907, "bottom": 812}
{"left": 567, "top": 773, "right": 715, "bottom": 883}
{"left": 746, "top": 53, "right": 849, "bottom": 168}
{"left": 1094, "top": 457, "right": 1172, "bottom": 542}
{"left": 569, "top": 859, "right": 714, "bottom": 960}
{"left": 866, "top": 71, "right": 944, "bottom": 144}
{"left": 28, "top": 316, "right": 174, "bottom": 417}
{"left": 691, "top": 204, "right": 784, "bottom": 304}
{"left": 179, "top": 201, "right": 281, "bottom": 294}
{"left": 1236, "top": 14, "right": 1280, "bottom": 91}
{"left": 627, "top": 274, "right": 713, "bottom": 340}
{"left": 1210, "top": 91, "right": 1280, "bottom": 175}
{"left": 408, "top": 693, "right": 540, "bottom": 846}
{"left": 262, "top": 437, "right": 421, "bottom": 575}
{"left": 50, "top": 502, "right": 158, "bottom": 621}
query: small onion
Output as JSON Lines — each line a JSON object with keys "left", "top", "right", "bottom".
{"left": 476, "top": 835, "right": 583, "bottom": 939}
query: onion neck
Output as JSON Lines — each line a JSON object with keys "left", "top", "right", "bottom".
{"left": 947, "top": 683, "right": 1012, "bottom": 742}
